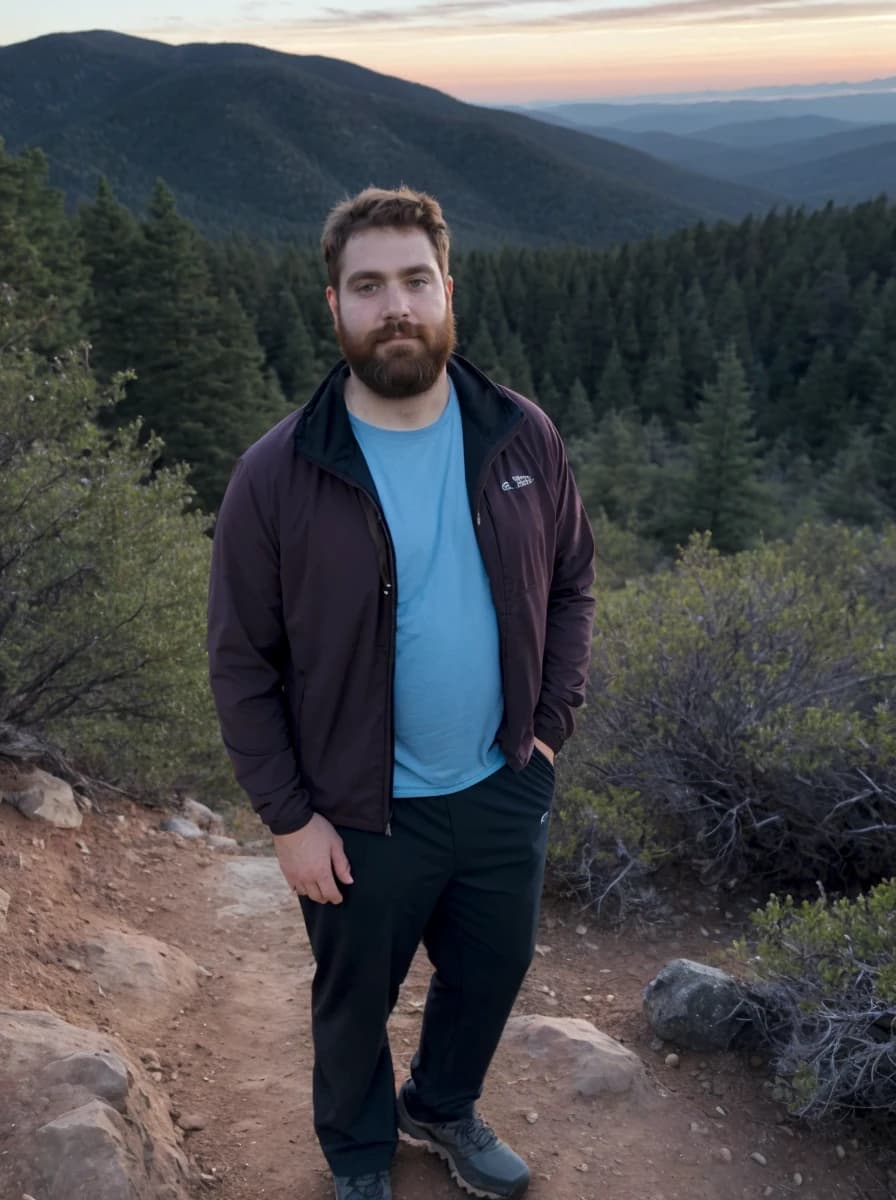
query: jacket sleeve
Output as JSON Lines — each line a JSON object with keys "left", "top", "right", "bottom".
{"left": 533, "top": 434, "right": 596, "bottom": 754}
{"left": 207, "top": 457, "right": 313, "bottom": 835}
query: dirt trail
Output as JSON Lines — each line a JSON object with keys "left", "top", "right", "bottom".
{"left": 1, "top": 797, "right": 892, "bottom": 1200}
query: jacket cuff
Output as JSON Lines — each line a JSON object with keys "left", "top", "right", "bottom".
{"left": 533, "top": 721, "right": 565, "bottom": 755}
{"left": 265, "top": 804, "right": 315, "bottom": 836}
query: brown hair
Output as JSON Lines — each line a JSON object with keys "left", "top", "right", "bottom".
{"left": 321, "top": 186, "right": 450, "bottom": 289}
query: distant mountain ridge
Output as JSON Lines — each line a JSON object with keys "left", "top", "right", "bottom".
{"left": 0, "top": 30, "right": 777, "bottom": 247}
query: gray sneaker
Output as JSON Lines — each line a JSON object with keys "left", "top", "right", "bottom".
{"left": 396, "top": 1084, "right": 529, "bottom": 1199}
{"left": 333, "top": 1170, "right": 392, "bottom": 1200}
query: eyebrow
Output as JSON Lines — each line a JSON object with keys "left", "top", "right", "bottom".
{"left": 345, "top": 264, "right": 435, "bottom": 286}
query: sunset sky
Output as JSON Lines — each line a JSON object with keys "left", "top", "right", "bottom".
{"left": 6, "top": 0, "right": 896, "bottom": 103}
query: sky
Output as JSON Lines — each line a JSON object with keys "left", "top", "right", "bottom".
{"left": 4, "top": 0, "right": 896, "bottom": 104}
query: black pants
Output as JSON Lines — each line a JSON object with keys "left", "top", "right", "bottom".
{"left": 298, "top": 751, "right": 555, "bottom": 1176}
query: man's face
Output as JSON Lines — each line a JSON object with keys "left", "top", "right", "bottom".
{"left": 327, "top": 228, "right": 455, "bottom": 399}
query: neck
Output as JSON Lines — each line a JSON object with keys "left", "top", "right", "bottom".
{"left": 343, "top": 369, "right": 450, "bottom": 430}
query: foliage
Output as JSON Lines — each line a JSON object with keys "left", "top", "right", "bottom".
{"left": 0, "top": 320, "right": 230, "bottom": 799}
{"left": 557, "top": 525, "right": 896, "bottom": 910}
{"left": 738, "top": 882, "right": 896, "bottom": 1118}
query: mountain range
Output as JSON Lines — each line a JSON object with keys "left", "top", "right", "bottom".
{"left": 0, "top": 30, "right": 777, "bottom": 247}
{"left": 1, "top": 31, "right": 893, "bottom": 247}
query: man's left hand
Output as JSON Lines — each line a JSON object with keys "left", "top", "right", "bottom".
{"left": 533, "top": 737, "right": 555, "bottom": 765}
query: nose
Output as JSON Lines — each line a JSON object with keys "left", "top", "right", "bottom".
{"left": 380, "top": 281, "right": 411, "bottom": 321}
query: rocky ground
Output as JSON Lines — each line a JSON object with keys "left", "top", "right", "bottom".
{"left": 1, "top": 767, "right": 894, "bottom": 1200}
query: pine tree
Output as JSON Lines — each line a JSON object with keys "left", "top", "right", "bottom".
{"left": 688, "top": 344, "right": 769, "bottom": 553}
{"left": 501, "top": 331, "right": 535, "bottom": 397}
{"left": 562, "top": 379, "right": 593, "bottom": 439}
{"left": 79, "top": 178, "right": 142, "bottom": 380}
{"left": 595, "top": 342, "right": 634, "bottom": 417}
{"left": 820, "top": 430, "right": 888, "bottom": 526}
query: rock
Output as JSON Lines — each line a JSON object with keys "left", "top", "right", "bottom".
{"left": 643, "top": 959, "right": 756, "bottom": 1051}
{"left": 178, "top": 1113, "right": 206, "bottom": 1132}
{"left": 181, "top": 798, "right": 223, "bottom": 831}
{"left": 0, "top": 886, "right": 10, "bottom": 932}
{"left": 82, "top": 929, "right": 202, "bottom": 1011}
{"left": 39, "top": 1050, "right": 130, "bottom": 1112}
{"left": 503, "top": 1015, "right": 651, "bottom": 1103}
{"left": 161, "top": 816, "right": 203, "bottom": 839}
{"left": 664, "top": 1053, "right": 680, "bottom": 1068}
{"left": 714, "top": 1147, "right": 733, "bottom": 1164}
{"left": 206, "top": 835, "right": 239, "bottom": 852}
{"left": 751, "top": 1151, "right": 768, "bottom": 1166}
{"left": 525, "top": 1111, "right": 539, "bottom": 1123}
{"left": 0, "top": 1010, "right": 192, "bottom": 1199}
{"left": 36, "top": 1099, "right": 133, "bottom": 1198}
{"left": 2, "top": 769, "right": 82, "bottom": 829}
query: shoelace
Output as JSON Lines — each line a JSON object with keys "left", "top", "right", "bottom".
{"left": 344, "top": 1172, "right": 389, "bottom": 1200}
{"left": 439, "top": 1115, "right": 499, "bottom": 1155}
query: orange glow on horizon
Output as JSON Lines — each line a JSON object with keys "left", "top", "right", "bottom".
{"left": 131, "top": 8, "right": 896, "bottom": 105}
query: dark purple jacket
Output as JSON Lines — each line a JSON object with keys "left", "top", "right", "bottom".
{"left": 207, "top": 355, "right": 595, "bottom": 836}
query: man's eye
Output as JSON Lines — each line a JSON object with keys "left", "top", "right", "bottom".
{"left": 408, "top": 278, "right": 429, "bottom": 289}
{"left": 357, "top": 282, "right": 379, "bottom": 294}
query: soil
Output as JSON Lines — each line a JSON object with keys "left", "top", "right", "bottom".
{"left": 1, "top": 789, "right": 893, "bottom": 1200}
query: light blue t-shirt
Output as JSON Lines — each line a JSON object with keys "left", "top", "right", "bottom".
{"left": 349, "top": 383, "right": 506, "bottom": 796}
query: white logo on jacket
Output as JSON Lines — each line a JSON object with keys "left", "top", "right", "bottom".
{"left": 501, "top": 474, "right": 535, "bottom": 492}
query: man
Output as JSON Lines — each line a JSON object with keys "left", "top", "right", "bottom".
{"left": 208, "top": 186, "right": 595, "bottom": 1200}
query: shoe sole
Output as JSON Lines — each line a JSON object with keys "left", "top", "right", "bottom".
{"left": 397, "top": 1127, "right": 527, "bottom": 1200}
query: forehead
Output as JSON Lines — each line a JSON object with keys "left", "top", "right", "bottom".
{"left": 339, "top": 227, "right": 441, "bottom": 283}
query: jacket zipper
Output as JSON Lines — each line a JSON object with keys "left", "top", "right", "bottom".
{"left": 295, "top": 461, "right": 398, "bottom": 836}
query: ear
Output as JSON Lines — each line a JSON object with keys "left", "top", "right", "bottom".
{"left": 326, "top": 285, "right": 339, "bottom": 325}
{"left": 445, "top": 274, "right": 454, "bottom": 302}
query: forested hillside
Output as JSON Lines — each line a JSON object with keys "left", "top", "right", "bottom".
{"left": 3, "top": 140, "right": 895, "bottom": 567}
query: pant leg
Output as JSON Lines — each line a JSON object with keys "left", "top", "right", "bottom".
{"left": 300, "top": 797, "right": 453, "bottom": 1175}
{"left": 403, "top": 752, "right": 555, "bottom": 1123}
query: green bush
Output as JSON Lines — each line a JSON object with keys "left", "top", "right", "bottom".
{"left": 554, "top": 527, "right": 896, "bottom": 911}
{"left": 739, "top": 881, "right": 896, "bottom": 1118}
{"left": 0, "top": 319, "right": 231, "bottom": 800}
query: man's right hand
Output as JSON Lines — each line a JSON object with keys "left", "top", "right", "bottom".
{"left": 273, "top": 814, "right": 354, "bottom": 905}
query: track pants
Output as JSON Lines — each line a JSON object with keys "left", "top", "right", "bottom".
{"left": 298, "top": 750, "right": 555, "bottom": 1176}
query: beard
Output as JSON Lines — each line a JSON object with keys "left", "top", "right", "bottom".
{"left": 335, "top": 310, "right": 456, "bottom": 399}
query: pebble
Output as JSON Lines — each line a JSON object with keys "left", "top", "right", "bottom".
{"left": 525, "top": 1112, "right": 539, "bottom": 1124}
{"left": 178, "top": 1114, "right": 206, "bottom": 1132}
{"left": 751, "top": 1151, "right": 768, "bottom": 1166}
{"left": 793, "top": 1173, "right": 803, "bottom": 1186}
{"left": 715, "top": 1147, "right": 733, "bottom": 1164}
{"left": 581, "top": 994, "right": 593, "bottom": 1002}
{"left": 715, "top": 1105, "right": 727, "bottom": 1117}
{"left": 834, "top": 1144, "right": 845, "bottom": 1160}
{"left": 576, "top": 1163, "right": 589, "bottom": 1172}
{"left": 575, "top": 924, "right": 587, "bottom": 936}
{"left": 650, "top": 1037, "right": 664, "bottom": 1052}
{"left": 689, "top": 1121, "right": 709, "bottom": 1135}
{"left": 665, "top": 1053, "right": 680, "bottom": 1068}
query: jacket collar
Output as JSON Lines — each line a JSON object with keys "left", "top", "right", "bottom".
{"left": 293, "top": 354, "right": 524, "bottom": 505}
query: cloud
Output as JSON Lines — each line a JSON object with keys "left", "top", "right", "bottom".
{"left": 250, "top": 0, "right": 896, "bottom": 33}
{"left": 134, "top": 0, "right": 896, "bottom": 43}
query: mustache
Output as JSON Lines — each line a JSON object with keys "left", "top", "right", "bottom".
{"left": 374, "top": 320, "right": 424, "bottom": 343}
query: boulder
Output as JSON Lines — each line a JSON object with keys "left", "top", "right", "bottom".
{"left": 2, "top": 768, "right": 82, "bottom": 828}
{"left": 35, "top": 1099, "right": 133, "bottom": 1199}
{"left": 181, "top": 797, "right": 223, "bottom": 831}
{"left": 503, "top": 1015, "right": 651, "bottom": 1102}
{"left": 82, "top": 929, "right": 202, "bottom": 1010}
{"left": 643, "top": 958, "right": 756, "bottom": 1051}
{"left": 0, "top": 1010, "right": 192, "bottom": 1199}
{"left": 39, "top": 1050, "right": 130, "bottom": 1111}
{"left": 160, "top": 816, "right": 203, "bottom": 839}
{"left": 206, "top": 834, "right": 239, "bottom": 852}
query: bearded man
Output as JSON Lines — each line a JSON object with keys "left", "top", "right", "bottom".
{"left": 207, "top": 186, "right": 596, "bottom": 1200}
